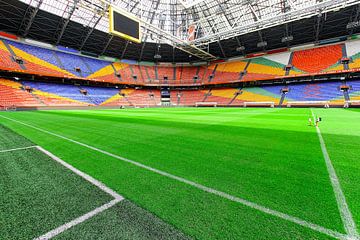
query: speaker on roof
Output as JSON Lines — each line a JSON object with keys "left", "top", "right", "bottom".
{"left": 236, "top": 46, "right": 245, "bottom": 51}
{"left": 281, "top": 36, "right": 293, "bottom": 43}
{"left": 257, "top": 41, "right": 267, "bottom": 48}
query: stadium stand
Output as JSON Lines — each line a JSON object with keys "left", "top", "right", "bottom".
{"left": 285, "top": 81, "right": 344, "bottom": 104}
{"left": 1, "top": 78, "right": 359, "bottom": 108}
{"left": 202, "top": 88, "right": 240, "bottom": 105}
{"left": 210, "top": 62, "right": 245, "bottom": 83}
{"left": 130, "top": 65, "right": 144, "bottom": 82}
{"left": 0, "top": 40, "right": 27, "bottom": 72}
{"left": 157, "top": 66, "right": 175, "bottom": 81}
{"left": 1, "top": 38, "right": 360, "bottom": 87}
{"left": 55, "top": 51, "right": 89, "bottom": 77}
{"left": 291, "top": 44, "right": 343, "bottom": 73}
{"left": 142, "top": 65, "right": 156, "bottom": 82}
{"left": 171, "top": 90, "right": 206, "bottom": 106}
{"left": 349, "top": 80, "right": 360, "bottom": 100}
{"left": 23, "top": 81, "right": 93, "bottom": 105}
{"left": 0, "top": 79, "right": 40, "bottom": 107}
{"left": 80, "top": 86, "right": 120, "bottom": 105}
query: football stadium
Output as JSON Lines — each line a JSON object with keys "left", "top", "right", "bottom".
{"left": 0, "top": 0, "right": 360, "bottom": 239}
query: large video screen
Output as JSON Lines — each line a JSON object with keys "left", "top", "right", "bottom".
{"left": 109, "top": 6, "right": 141, "bottom": 43}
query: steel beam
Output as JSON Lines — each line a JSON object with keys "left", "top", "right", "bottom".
{"left": 18, "top": 0, "right": 43, "bottom": 37}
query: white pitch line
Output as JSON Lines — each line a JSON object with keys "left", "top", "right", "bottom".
{"left": 34, "top": 199, "right": 121, "bottom": 240}
{"left": 311, "top": 109, "right": 359, "bottom": 239}
{"left": 0, "top": 145, "right": 37, "bottom": 153}
{"left": 0, "top": 115, "right": 347, "bottom": 239}
{"left": 32, "top": 147, "right": 124, "bottom": 239}
{"left": 36, "top": 146, "right": 124, "bottom": 201}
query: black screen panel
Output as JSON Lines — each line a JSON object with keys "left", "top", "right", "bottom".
{"left": 113, "top": 11, "right": 139, "bottom": 40}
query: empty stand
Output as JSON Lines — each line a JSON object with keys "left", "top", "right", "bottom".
{"left": 0, "top": 79, "right": 41, "bottom": 107}
{"left": 285, "top": 81, "right": 344, "bottom": 104}
{"left": 291, "top": 45, "right": 343, "bottom": 73}
{"left": 1, "top": 38, "right": 360, "bottom": 90}
{"left": 0, "top": 78, "right": 355, "bottom": 108}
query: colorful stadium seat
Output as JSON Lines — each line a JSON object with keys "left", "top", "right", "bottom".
{"left": 291, "top": 45, "right": 343, "bottom": 73}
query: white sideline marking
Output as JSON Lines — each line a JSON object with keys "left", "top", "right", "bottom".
{"left": 311, "top": 109, "right": 359, "bottom": 239}
{"left": 0, "top": 145, "right": 37, "bottom": 153}
{"left": 0, "top": 115, "right": 347, "bottom": 239}
{"left": 34, "top": 199, "right": 121, "bottom": 240}
{"left": 36, "top": 146, "right": 123, "bottom": 201}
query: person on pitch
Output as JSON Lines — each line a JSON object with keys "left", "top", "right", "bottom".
{"left": 316, "top": 116, "right": 321, "bottom": 127}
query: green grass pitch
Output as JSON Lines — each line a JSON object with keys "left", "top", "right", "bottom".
{"left": 0, "top": 107, "right": 359, "bottom": 239}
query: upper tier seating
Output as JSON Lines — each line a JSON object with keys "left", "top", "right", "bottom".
{"left": 5, "top": 39, "right": 68, "bottom": 77}
{"left": 1, "top": 38, "right": 360, "bottom": 86}
{"left": 181, "top": 67, "right": 198, "bottom": 81}
{"left": 291, "top": 45, "right": 343, "bottom": 73}
{"left": 157, "top": 66, "right": 175, "bottom": 80}
{"left": 348, "top": 53, "right": 360, "bottom": 70}
{"left": 0, "top": 40, "right": 25, "bottom": 71}
{"left": 129, "top": 65, "right": 144, "bottom": 82}
{"left": 211, "top": 62, "right": 243, "bottom": 83}
{"left": 55, "top": 51, "right": 90, "bottom": 77}
{"left": 247, "top": 57, "right": 286, "bottom": 77}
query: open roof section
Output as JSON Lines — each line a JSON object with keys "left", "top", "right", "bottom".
{"left": 178, "top": 0, "right": 208, "bottom": 8}
{"left": 19, "top": 0, "right": 359, "bottom": 44}
{"left": 1, "top": 0, "right": 360, "bottom": 62}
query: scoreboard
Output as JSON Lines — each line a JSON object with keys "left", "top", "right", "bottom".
{"left": 109, "top": 6, "right": 141, "bottom": 43}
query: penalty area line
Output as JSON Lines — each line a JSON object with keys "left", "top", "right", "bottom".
{"left": 32, "top": 146, "right": 124, "bottom": 239}
{"left": 33, "top": 199, "right": 121, "bottom": 240}
{"left": 0, "top": 145, "right": 37, "bottom": 153}
{"left": 0, "top": 115, "right": 348, "bottom": 240}
{"left": 36, "top": 146, "right": 124, "bottom": 201}
{"left": 311, "top": 109, "right": 359, "bottom": 240}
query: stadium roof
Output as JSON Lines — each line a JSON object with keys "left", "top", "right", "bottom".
{"left": 0, "top": 0, "right": 360, "bottom": 62}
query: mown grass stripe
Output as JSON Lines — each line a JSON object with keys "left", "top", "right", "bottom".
{"left": 0, "top": 114, "right": 347, "bottom": 239}
{"left": 311, "top": 109, "right": 359, "bottom": 239}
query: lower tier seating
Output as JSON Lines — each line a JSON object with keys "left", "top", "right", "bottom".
{"left": 0, "top": 79, "right": 357, "bottom": 108}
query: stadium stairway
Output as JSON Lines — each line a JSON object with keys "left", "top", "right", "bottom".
{"left": 228, "top": 88, "right": 242, "bottom": 106}
{"left": 279, "top": 92, "right": 287, "bottom": 106}
{"left": 202, "top": 89, "right": 212, "bottom": 102}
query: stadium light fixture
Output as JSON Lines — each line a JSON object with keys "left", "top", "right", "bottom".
{"left": 281, "top": 36, "right": 294, "bottom": 43}
{"left": 347, "top": 21, "right": 360, "bottom": 29}
{"left": 236, "top": 46, "right": 245, "bottom": 51}
{"left": 257, "top": 41, "right": 267, "bottom": 48}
